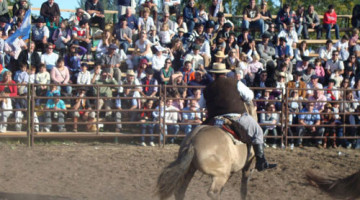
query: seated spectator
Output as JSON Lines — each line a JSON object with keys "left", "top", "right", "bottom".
{"left": 40, "top": 0, "right": 60, "bottom": 23}
{"left": 294, "top": 5, "right": 308, "bottom": 39}
{"left": 153, "top": 99, "right": 180, "bottom": 143}
{"left": 257, "top": 32, "right": 275, "bottom": 67}
{"left": 175, "top": 15, "right": 188, "bottom": 36}
{"left": 275, "top": 37, "right": 293, "bottom": 60}
{"left": 41, "top": 43, "right": 59, "bottom": 71}
{"left": 225, "top": 48, "right": 240, "bottom": 70}
{"left": 187, "top": 70, "right": 212, "bottom": 95}
{"left": 133, "top": 30, "right": 153, "bottom": 67}
{"left": 113, "top": 17, "right": 133, "bottom": 54}
{"left": 242, "top": 0, "right": 265, "bottom": 36}
{"left": 163, "top": 0, "right": 181, "bottom": 17}
{"left": 179, "top": 60, "right": 195, "bottom": 84}
{"left": 301, "top": 63, "right": 314, "bottom": 84}
{"left": 152, "top": 46, "right": 174, "bottom": 73}
{"left": 188, "top": 23, "right": 205, "bottom": 45}
{"left": 170, "top": 38, "right": 185, "bottom": 71}
{"left": 157, "top": 11, "right": 176, "bottom": 33}
{"left": 64, "top": 44, "right": 87, "bottom": 75}
{"left": 305, "top": 4, "right": 322, "bottom": 39}
{"left": 44, "top": 93, "right": 66, "bottom": 132}
{"left": 0, "top": 91, "right": 12, "bottom": 133}
{"left": 139, "top": 99, "right": 155, "bottom": 146}
{"left": 35, "top": 64, "right": 51, "bottom": 103}
{"left": 275, "top": 4, "right": 295, "bottom": 31}
{"left": 147, "top": 26, "right": 160, "bottom": 46}
{"left": 159, "top": 58, "right": 174, "bottom": 84}
{"left": 14, "top": 63, "right": 29, "bottom": 96}
{"left": 77, "top": 63, "right": 91, "bottom": 85}
{"left": 319, "top": 103, "right": 337, "bottom": 148}
{"left": 349, "top": 28, "right": 359, "bottom": 55}
{"left": 287, "top": 71, "right": 306, "bottom": 99}
{"left": 297, "top": 102, "right": 324, "bottom": 148}
{"left": 338, "top": 78, "right": 351, "bottom": 99}
{"left": 71, "top": 87, "right": 96, "bottom": 132}
{"left": 182, "top": 99, "right": 201, "bottom": 135}
{"left": 329, "top": 69, "right": 343, "bottom": 88}
{"left": 100, "top": 44, "right": 124, "bottom": 83}
{"left": 183, "top": 0, "right": 198, "bottom": 33}
{"left": 135, "top": 58, "right": 148, "bottom": 81}
{"left": 306, "top": 75, "right": 323, "bottom": 97}
{"left": 121, "top": 7, "right": 138, "bottom": 35}
{"left": 224, "top": 33, "right": 239, "bottom": 58}
{"left": 159, "top": 23, "right": 175, "bottom": 48}
{"left": 4, "top": 29, "right": 27, "bottom": 71}
{"left": 325, "top": 79, "right": 339, "bottom": 101}
{"left": 52, "top": 20, "right": 72, "bottom": 56}
{"left": 69, "top": 8, "right": 91, "bottom": 27}
{"left": 353, "top": 79, "right": 360, "bottom": 101}
{"left": 277, "top": 22, "right": 298, "bottom": 48}
{"left": 313, "top": 58, "right": 325, "bottom": 83}
{"left": 319, "top": 39, "right": 336, "bottom": 63}
{"left": 334, "top": 35, "right": 349, "bottom": 61}
{"left": 45, "top": 14, "right": 61, "bottom": 42}
{"left": 294, "top": 41, "right": 310, "bottom": 63}
{"left": 72, "top": 19, "right": 91, "bottom": 60}
{"left": 140, "top": 68, "right": 158, "bottom": 97}
{"left": 50, "top": 58, "right": 72, "bottom": 96}
{"left": 168, "top": 72, "right": 187, "bottom": 98}
{"left": 95, "top": 30, "right": 112, "bottom": 60}
{"left": 237, "top": 28, "right": 252, "bottom": 53}
{"left": 184, "top": 45, "right": 204, "bottom": 70}
{"left": 12, "top": 7, "right": 26, "bottom": 27}
{"left": 18, "top": 41, "right": 41, "bottom": 72}
{"left": 295, "top": 55, "right": 310, "bottom": 72}
{"left": 308, "top": 89, "right": 327, "bottom": 112}
{"left": 260, "top": 102, "right": 279, "bottom": 148}
{"left": 122, "top": 69, "right": 141, "bottom": 124}
{"left": 275, "top": 62, "right": 292, "bottom": 83}
{"left": 325, "top": 50, "right": 344, "bottom": 76}
{"left": 323, "top": 5, "right": 339, "bottom": 40}
{"left": 85, "top": 0, "right": 105, "bottom": 30}
{"left": 248, "top": 54, "right": 264, "bottom": 84}
{"left": 32, "top": 17, "right": 49, "bottom": 52}
{"left": 208, "top": 0, "right": 223, "bottom": 21}
{"left": 138, "top": 7, "right": 155, "bottom": 32}
{"left": 344, "top": 54, "right": 360, "bottom": 78}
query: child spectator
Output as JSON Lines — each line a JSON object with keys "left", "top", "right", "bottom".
{"left": 77, "top": 63, "right": 91, "bottom": 85}
{"left": 35, "top": 64, "right": 51, "bottom": 103}
{"left": 313, "top": 59, "right": 325, "bottom": 83}
{"left": 159, "top": 23, "right": 175, "bottom": 47}
{"left": 139, "top": 99, "right": 155, "bottom": 146}
{"left": 0, "top": 91, "right": 12, "bottom": 133}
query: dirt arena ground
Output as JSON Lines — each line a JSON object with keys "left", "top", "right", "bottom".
{"left": 0, "top": 141, "right": 359, "bottom": 200}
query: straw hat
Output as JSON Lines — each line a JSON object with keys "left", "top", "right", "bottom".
{"left": 215, "top": 51, "right": 225, "bottom": 58}
{"left": 126, "top": 69, "right": 136, "bottom": 76}
{"left": 209, "top": 63, "right": 230, "bottom": 73}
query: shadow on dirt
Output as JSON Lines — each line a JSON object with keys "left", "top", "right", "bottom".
{"left": 0, "top": 192, "right": 72, "bottom": 200}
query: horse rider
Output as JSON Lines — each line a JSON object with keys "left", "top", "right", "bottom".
{"left": 199, "top": 63, "right": 277, "bottom": 171}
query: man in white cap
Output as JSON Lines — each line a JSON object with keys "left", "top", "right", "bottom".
{"left": 199, "top": 62, "right": 277, "bottom": 172}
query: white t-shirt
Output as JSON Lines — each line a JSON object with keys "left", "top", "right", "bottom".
{"left": 135, "top": 39, "right": 151, "bottom": 53}
{"left": 41, "top": 52, "right": 59, "bottom": 71}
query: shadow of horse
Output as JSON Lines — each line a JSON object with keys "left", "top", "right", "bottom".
{"left": 0, "top": 192, "right": 72, "bottom": 200}
{"left": 156, "top": 125, "right": 255, "bottom": 200}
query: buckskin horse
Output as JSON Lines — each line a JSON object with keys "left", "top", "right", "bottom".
{"left": 156, "top": 125, "right": 255, "bottom": 200}
{"left": 306, "top": 169, "right": 360, "bottom": 199}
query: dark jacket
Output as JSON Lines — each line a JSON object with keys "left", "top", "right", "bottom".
{"left": 18, "top": 50, "right": 41, "bottom": 72}
{"left": 40, "top": 1, "right": 60, "bottom": 19}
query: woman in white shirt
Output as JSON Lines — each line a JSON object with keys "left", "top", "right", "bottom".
{"left": 138, "top": 7, "right": 155, "bottom": 32}
{"left": 151, "top": 46, "right": 174, "bottom": 72}
{"left": 294, "top": 41, "right": 310, "bottom": 63}
{"left": 133, "top": 30, "right": 153, "bottom": 67}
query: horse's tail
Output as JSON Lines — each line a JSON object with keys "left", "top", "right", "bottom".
{"left": 156, "top": 142, "right": 195, "bottom": 200}
{"left": 306, "top": 169, "right": 360, "bottom": 199}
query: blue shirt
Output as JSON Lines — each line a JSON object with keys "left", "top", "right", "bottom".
{"left": 298, "top": 108, "right": 320, "bottom": 125}
{"left": 123, "top": 14, "right": 138, "bottom": 30}
{"left": 46, "top": 99, "right": 66, "bottom": 110}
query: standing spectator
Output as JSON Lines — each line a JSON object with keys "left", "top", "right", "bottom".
{"left": 12, "top": 0, "right": 30, "bottom": 17}
{"left": 69, "top": 8, "right": 91, "bottom": 27}
{"left": 139, "top": 99, "right": 155, "bottom": 146}
{"left": 260, "top": 102, "right": 279, "bottom": 148}
{"left": 41, "top": 43, "right": 59, "bottom": 71}
{"left": 44, "top": 93, "right": 66, "bottom": 132}
{"left": 323, "top": 5, "right": 339, "bottom": 40}
{"left": 182, "top": 99, "right": 201, "bottom": 135}
{"left": 0, "top": 0, "right": 10, "bottom": 22}
{"left": 85, "top": 0, "right": 105, "bottom": 31}
{"left": 153, "top": 99, "right": 180, "bottom": 143}
{"left": 297, "top": 102, "right": 324, "bottom": 148}
{"left": 183, "top": 0, "right": 199, "bottom": 33}
{"left": 242, "top": 0, "right": 265, "bottom": 36}
{"left": 122, "top": 69, "right": 142, "bottom": 126}
{"left": 14, "top": 63, "right": 29, "bottom": 96}
{"left": 71, "top": 87, "right": 96, "bottom": 132}
{"left": 113, "top": 17, "right": 133, "bottom": 54}
{"left": 319, "top": 103, "right": 337, "bottom": 148}
{"left": 0, "top": 91, "right": 12, "bottom": 133}
{"left": 40, "top": 0, "right": 60, "bottom": 23}
{"left": 305, "top": 4, "right": 322, "bottom": 39}
{"left": 32, "top": 17, "right": 49, "bottom": 52}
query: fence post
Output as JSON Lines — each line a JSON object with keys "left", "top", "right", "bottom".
{"left": 26, "top": 83, "right": 32, "bottom": 147}
{"left": 162, "top": 85, "right": 167, "bottom": 146}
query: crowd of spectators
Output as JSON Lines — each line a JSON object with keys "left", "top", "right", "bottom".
{"left": 0, "top": 0, "right": 359, "bottom": 148}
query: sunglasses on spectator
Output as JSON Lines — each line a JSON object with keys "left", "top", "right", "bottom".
{"left": 166, "top": 62, "right": 171, "bottom": 64}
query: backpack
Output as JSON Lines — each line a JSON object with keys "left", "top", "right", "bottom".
{"left": 352, "top": 4, "right": 360, "bottom": 28}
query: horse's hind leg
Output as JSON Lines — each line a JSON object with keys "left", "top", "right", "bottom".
{"left": 241, "top": 157, "right": 256, "bottom": 200}
{"left": 207, "top": 174, "right": 229, "bottom": 200}
{"left": 174, "top": 165, "right": 196, "bottom": 200}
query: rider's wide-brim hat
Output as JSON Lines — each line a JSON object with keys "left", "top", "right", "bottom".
{"left": 209, "top": 63, "right": 230, "bottom": 73}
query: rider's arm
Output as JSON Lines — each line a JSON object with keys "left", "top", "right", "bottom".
{"left": 237, "top": 81, "right": 254, "bottom": 103}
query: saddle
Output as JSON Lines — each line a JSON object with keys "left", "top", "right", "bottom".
{"left": 206, "top": 115, "right": 252, "bottom": 145}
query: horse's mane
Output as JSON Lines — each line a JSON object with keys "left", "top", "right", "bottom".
{"left": 306, "top": 169, "right": 360, "bottom": 199}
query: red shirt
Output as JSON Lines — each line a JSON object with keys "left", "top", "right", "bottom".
{"left": 323, "top": 11, "right": 337, "bottom": 25}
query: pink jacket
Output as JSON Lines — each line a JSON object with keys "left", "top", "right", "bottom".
{"left": 50, "top": 67, "right": 70, "bottom": 84}
{"left": 314, "top": 65, "right": 325, "bottom": 77}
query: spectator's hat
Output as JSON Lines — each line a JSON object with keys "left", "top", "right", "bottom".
{"left": 328, "top": 79, "right": 337, "bottom": 84}
{"left": 302, "top": 56, "right": 311, "bottom": 62}
{"left": 79, "top": 19, "right": 88, "bottom": 26}
{"left": 193, "top": 44, "right": 201, "bottom": 50}
{"left": 279, "top": 37, "right": 287, "bottom": 42}
{"left": 140, "top": 58, "right": 148, "bottom": 65}
{"left": 224, "top": 22, "right": 232, "bottom": 28}
{"left": 324, "top": 103, "right": 332, "bottom": 109}
{"left": 155, "top": 45, "right": 166, "bottom": 52}
{"left": 235, "top": 68, "right": 244, "bottom": 76}
{"left": 311, "top": 74, "right": 319, "bottom": 79}
{"left": 214, "top": 51, "right": 225, "bottom": 58}
{"left": 177, "top": 27, "right": 186, "bottom": 33}
{"left": 195, "top": 23, "right": 204, "bottom": 28}
{"left": 126, "top": 69, "right": 136, "bottom": 76}
{"left": 145, "top": 68, "right": 154, "bottom": 75}
{"left": 278, "top": 72, "right": 286, "bottom": 77}
{"left": 209, "top": 63, "right": 230, "bottom": 73}
{"left": 262, "top": 32, "right": 271, "bottom": 38}
{"left": 109, "top": 44, "right": 118, "bottom": 49}
{"left": 35, "top": 17, "right": 44, "bottom": 23}
{"left": 294, "top": 71, "right": 303, "bottom": 76}
{"left": 205, "top": 20, "right": 215, "bottom": 29}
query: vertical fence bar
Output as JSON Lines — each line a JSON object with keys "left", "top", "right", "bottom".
{"left": 158, "top": 85, "right": 163, "bottom": 147}
{"left": 96, "top": 85, "right": 100, "bottom": 135}
{"left": 27, "top": 83, "right": 31, "bottom": 147}
{"left": 342, "top": 88, "right": 346, "bottom": 141}
{"left": 284, "top": 87, "right": 289, "bottom": 147}
{"left": 31, "top": 84, "right": 35, "bottom": 146}
{"left": 162, "top": 85, "right": 167, "bottom": 146}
